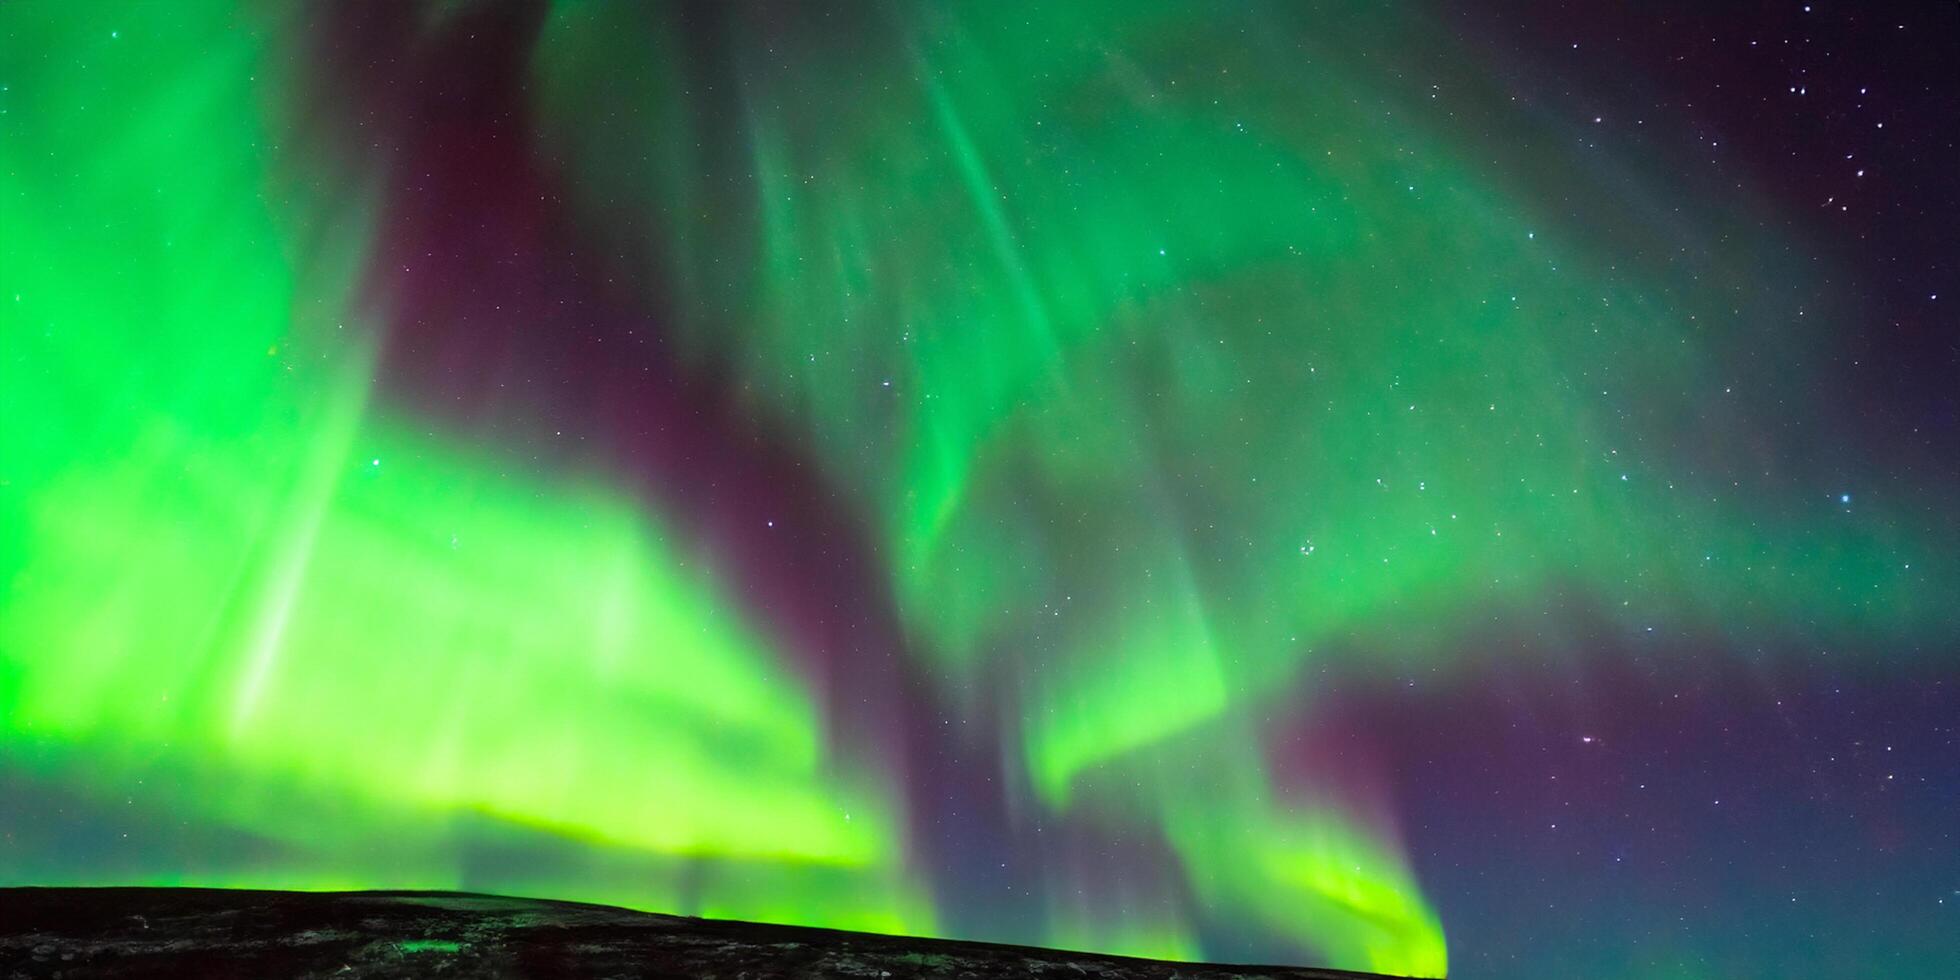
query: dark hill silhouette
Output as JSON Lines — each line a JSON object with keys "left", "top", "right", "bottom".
{"left": 0, "top": 887, "right": 1416, "bottom": 979}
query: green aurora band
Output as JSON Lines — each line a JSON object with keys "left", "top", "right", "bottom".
{"left": 0, "top": 0, "right": 920, "bottom": 939}
{"left": 3, "top": 3, "right": 1953, "bottom": 977}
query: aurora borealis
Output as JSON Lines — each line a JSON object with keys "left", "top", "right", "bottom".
{"left": 3, "top": 1, "right": 1956, "bottom": 977}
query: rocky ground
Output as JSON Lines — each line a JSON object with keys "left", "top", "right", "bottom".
{"left": 0, "top": 888, "right": 1401, "bottom": 979}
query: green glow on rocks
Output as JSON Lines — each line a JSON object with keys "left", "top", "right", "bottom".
{"left": 396, "top": 940, "right": 463, "bottom": 955}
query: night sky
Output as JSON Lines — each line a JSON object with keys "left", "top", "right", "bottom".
{"left": 3, "top": 3, "right": 1957, "bottom": 978}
